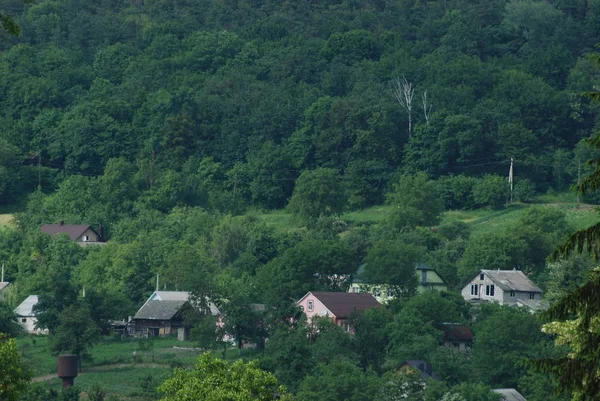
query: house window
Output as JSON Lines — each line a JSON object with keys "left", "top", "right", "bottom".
{"left": 82, "top": 235, "right": 89, "bottom": 242}
{"left": 21, "top": 318, "right": 26, "bottom": 323}
{"left": 510, "top": 290, "right": 515, "bottom": 297}
{"left": 470, "top": 284, "right": 478, "bottom": 296}
{"left": 529, "top": 292, "right": 535, "bottom": 300}
{"left": 307, "top": 301, "right": 314, "bottom": 311}
{"left": 488, "top": 285, "right": 494, "bottom": 296}
{"left": 480, "top": 274, "right": 484, "bottom": 280}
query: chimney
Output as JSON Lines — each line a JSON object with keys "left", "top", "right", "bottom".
{"left": 156, "top": 274, "right": 159, "bottom": 291}
{"left": 1, "top": 263, "right": 4, "bottom": 282}
{"left": 58, "top": 220, "right": 64, "bottom": 226}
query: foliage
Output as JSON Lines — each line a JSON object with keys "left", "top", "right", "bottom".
{"left": 362, "top": 241, "right": 423, "bottom": 298}
{"left": 158, "top": 352, "right": 291, "bottom": 401}
{"left": 384, "top": 173, "right": 445, "bottom": 231}
{"left": 0, "top": 334, "right": 31, "bottom": 401}
{"left": 296, "top": 358, "right": 379, "bottom": 401}
{"left": 472, "top": 175, "right": 508, "bottom": 210}
{"left": 288, "top": 168, "right": 347, "bottom": 225}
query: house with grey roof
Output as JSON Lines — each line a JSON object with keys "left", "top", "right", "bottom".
{"left": 131, "top": 291, "right": 220, "bottom": 340}
{"left": 14, "top": 295, "right": 49, "bottom": 334}
{"left": 41, "top": 222, "right": 106, "bottom": 246}
{"left": 461, "top": 269, "right": 544, "bottom": 311}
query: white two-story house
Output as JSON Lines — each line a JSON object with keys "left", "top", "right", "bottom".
{"left": 461, "top": 269, "right": 544, "bottom": 311}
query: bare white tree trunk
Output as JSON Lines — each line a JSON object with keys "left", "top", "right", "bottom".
{"left": 392, "top": 75, "right": 414, "bottom": 137}
{"left": 422, "top": 90, "right": 432, "bottom": 123}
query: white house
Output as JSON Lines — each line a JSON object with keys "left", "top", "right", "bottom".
{"left": 14, "top": 295, "right": 49, "bottom": 334}
{"left": 461, "top": 269, "right": 544, "bottom": 311}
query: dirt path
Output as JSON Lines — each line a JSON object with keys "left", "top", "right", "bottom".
{"left": 32, "top": 362, "right": 168, "bottom": 382}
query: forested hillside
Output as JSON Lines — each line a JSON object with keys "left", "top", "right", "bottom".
{"left": 2, "top": 0, "right": 600, "bottom": 400}
{"left": 1, "top": 0, "right": 600, "bottom": 209}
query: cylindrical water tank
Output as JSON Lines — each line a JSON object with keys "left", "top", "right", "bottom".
{"left": 57, "top": 354, "right": 78, "bottom": 388}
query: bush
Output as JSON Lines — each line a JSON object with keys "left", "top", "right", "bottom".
{"left": 514, "top": 179, "right": 536, "bottom": 202}
{"left": 287, "top": 168, "right": 347, "bottom": 225}
{"left": 438, "top": 175, "right": 478, "bottom": 210}
{"left": 472, "top": 175, "right": 507, "bottom": 209}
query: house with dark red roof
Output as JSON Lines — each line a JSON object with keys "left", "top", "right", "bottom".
{"left": 296, "top": 291, "right": 381, "bottom": 332}
{"left": 41, "top": 222, "right": 106, "bottom": 245}
{"left": 435, "top": 323, "right": 474, "bottom": 351}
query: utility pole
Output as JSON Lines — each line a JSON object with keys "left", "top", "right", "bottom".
{"left": 577, "top": 157, "right": 581, "bottom": 209}
{"left": 38, "top": 154, "right": 42, "bottom": 189}
{"left": 508, "top": 158, "right": 514, "bottom": 203}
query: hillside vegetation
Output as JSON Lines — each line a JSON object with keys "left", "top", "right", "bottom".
{"left": 2, "top": 0, "right": 600, "bottom": 400}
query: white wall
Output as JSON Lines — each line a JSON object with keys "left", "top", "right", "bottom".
{"left": 18, "top": 317, "right": 49, "bottom": 335}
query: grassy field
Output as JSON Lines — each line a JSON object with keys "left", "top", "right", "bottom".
{"left": 256, "top": 199, "right": 600, "bottom": 237}
{"left": 40, "top": 366, "right": 171, "bottom": 401}
{"left": 18, "top": 336, "right": 202, "bottom": 376}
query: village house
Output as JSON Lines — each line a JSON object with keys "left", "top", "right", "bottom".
{"left": 348, "top": 263, "right": 448, "bottom": 304}
{"left": 41, "top": 222, "right": 106, "bottom": 246}
{"left": 461, "top": 269, "right": 544, "bottom": 311}
{"left": 397, "top": 360, "right": 440, "bottom": 382}
{"left": 296, "top": 291, "right": 380, "bottom": 332}
{"left": 435, "top": 323, "right": 474, "bottom": 351}
{"left": 14, "top": 295, "right": 49, "bottom": 334}
{"left": 131, "top": 291, "right": 220, "bottom": 340}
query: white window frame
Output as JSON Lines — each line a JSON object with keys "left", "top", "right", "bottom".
{"left": 307, "top": 300, "right": 314, "bottom": 311}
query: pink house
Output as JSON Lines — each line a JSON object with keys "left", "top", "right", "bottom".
{"left": 296, "top": 291, "right": 381, "bottom": 332}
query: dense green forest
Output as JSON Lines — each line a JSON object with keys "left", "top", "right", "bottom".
{"left": 2, "top": 0, "right": 600, "bottom": 400}
{"left": 1, "top": 0, "right": 600, "bottom": 209}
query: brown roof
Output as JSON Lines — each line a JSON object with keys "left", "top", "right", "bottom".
{"left": 41, "top": 224, "right": 98, "bottom": 241}
{"left": 437, "top": 323, "right": 474, "bottom": 342}
{"left": 302, "top": 291, "right": 381, "bottom": 318}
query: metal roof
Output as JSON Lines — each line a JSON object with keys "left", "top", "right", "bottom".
{"left": 492, "top": 388, "right": 527, "bottom": 401}
{"left": 133, "top": 300, "right": 188, "bottom": 320}
{"left": 140, "top": 291, "right": 220, "bottom": 316}
{"left": 480, "top": 270, "right": 542, "bottom": 293}
{"left": 14, "top": 295, "right": 39, "bottom": 317}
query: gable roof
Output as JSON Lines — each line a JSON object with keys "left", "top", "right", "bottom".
{"left": 14, "top": 295, "right": 39, "bottom": 317}
{"left": 41, "top": 224, "right": 99, "bottom": 241}
{"left": 151, "top": 291, "right": 190, "bottom": 301}
{"left": 297, "top": 291, "right": 380, "bottom": 318}
{"left": 140, "top": 291, "right": 220, "bottom": 316}
{"left": 492, "top": 388, "right": 527, "bottom": 401}
{"left": 471, "top": 270, "right": 542, "bottom": 293}
{"left": 436, "top": 323, "right": 474, "bottom": 342}
{"left": 133, "top": 300, "right": 188, "bottom": 320}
